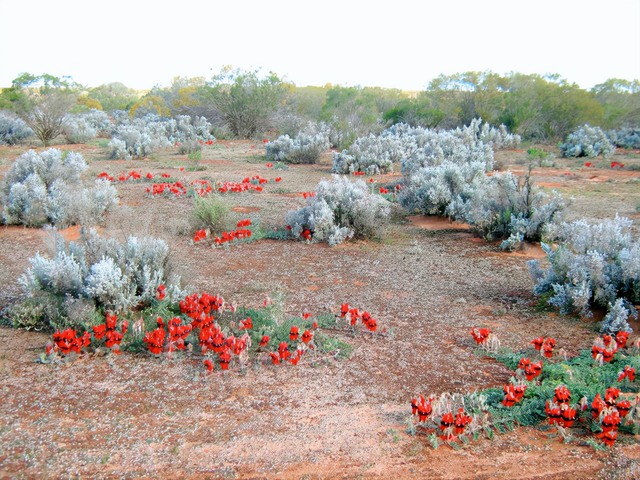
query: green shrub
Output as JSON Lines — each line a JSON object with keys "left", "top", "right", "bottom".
{"left": 190, "top": 194, "right": 231, "bottom": 235}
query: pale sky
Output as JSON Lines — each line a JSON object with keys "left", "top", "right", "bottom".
{"left": 1, "top": 0, "right": 639, "bottom": 91}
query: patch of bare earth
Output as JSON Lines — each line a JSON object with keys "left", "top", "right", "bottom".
{"left": 0, "top": 143, "right": 639, "bottom": 478}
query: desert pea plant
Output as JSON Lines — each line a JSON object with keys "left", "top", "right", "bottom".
{"left": 285, "top": 175, "right": 391, "bottom": 246}
{"left": 528, "top": 216, "right": 640, "bottom": 326}
{"left": 560, "top": 125, "right": 616, "bottom": 159}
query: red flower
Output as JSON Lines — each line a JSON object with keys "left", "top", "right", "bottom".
{"left": 604, "top": 387, "right": 620, "bottom": 407}
{"left": 524, "top": 361, "right": 543, "bottom": 381}
{"left": 239, "top": 317, "right": 253, "bottom": 330}
{"left": 93, "top": 324, "right": 106, "bottom": 340}
{"left": 157, "top": 284, "right": 166, "bottom": 300}
{"left": 560, "top": 407, "right": 577, "bottom": 428}
{"left": 251, "top": 145, "right": 255, "bottom": 149}
{"left": 269, "top": 352, "right": 280, "bottom": 364}
{"left": 289, "top": 326, "right": 299, "bottom": 341}
{"left": 260, "top": 335, "right": 270, "bottom": 347}
{"left": 219, "top": 350, "right": 231, "bottom": 370}
{"left": 616, "top": 331, "right": 629, "bottom": 349}
{"left": 143, "top": 327, "right": 166, "bottom": 355}
{"left": 592, "top": 394, "right": 606, "bottom": 419}
{"left": 340, "top": 303, "right": 349, "bottom": 317}
{"left": 412, "top": 395, "right": 432, "bottom": 422}
{"left": 618, "top": 365, "right": 635, "bottom": 382}
{"left": 439, "top": 412, "right": 454, "bottom": 431}
{"left": 471, "top": 327, "right": 491, "bottom": 344}
{"left": 600, "top": 430, "right": 618, "bottom": 447}
{"left": 617, "top": 400, "right": 632, "bottom": 417}
{"left": 266, "top": 163, "right": 273, "bottom": 168}
{"left": 531, "top": 337, "right": 544, "bottom": 350}
{"left": 454, "top": 408, "right": 472, "bottom": 434}
{"left": 204, "top": 359, "right": 213, "bottom": 372}
{"left": 278, "top": 342, "right": 290, "bottom": 361}
{"left": 302, "top": 330, "right": 313, "bottom": 343}
{"left": 553, "top": 385, "right": 571, "bottom": 405}
{"left": 502, "top": 384, "right": 517, "bottom": 407}
{"left": 275, "top": 177, "right": 282, "bottom": 182}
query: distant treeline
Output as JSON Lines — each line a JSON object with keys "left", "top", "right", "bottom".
{"left": 1, "top": 69, "right": 639, "bottom": 143}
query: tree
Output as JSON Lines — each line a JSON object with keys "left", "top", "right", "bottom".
{"left": 22, "top": 90, "right": 76, "bottom": 146}
{"left": 202, "top": 67, "right": 290, "bottom": 138}
{"left": 1, "top": 73, "right": 79, "bottom": 146}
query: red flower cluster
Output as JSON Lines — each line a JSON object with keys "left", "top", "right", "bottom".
{"left": 53, "top": 328, "right": 89, "bottom": 355}
{"left": 517, "top": 357, "right": 543, "bottom": 381}
{"left": 611, "top": 162, "right": 625, "bottom": 168}
{"left": 92, "top": 313, "right": 127, "bottom": 350}
{"left": 266, "top": 163, "right": 273, "bottom": 168}
{"left": 532, "top": 336, "right": 555, "bottom": 358}
{"left": 194, "top": 229, "right": 207, "bottom": 242}
{"left": 275, "top": 177, "right": 282, "bottom": 182}
{"left": 156, "top": 284, "right": 166, "bottom": 300}
{"left": 180, "top": 292, "right": 225, "bottom": 326}
{"left": 340, "top": 303, "right": 377, "bottom": 332}
{"left": 217, "top": 178, "right": 264, "bottom": 193}
{"left": 379, "top": 187, "right": 389, "bottom": 194}
{"left": 239, "top": 317, "right": 253, "bottom": 330}
{"left": 97, "top": 172, "right": 114, "bottom": 181}
{"left": 411, "top": 395, "right": 433, "bottom": 422}
{"left": 302, "top": 192, "right": 316, "bottom": 199}
{"left": 143, "top": 324, "right": 166, "bottom": 355}
{"left": 352, "top": 171, "right": 365, "bottom": 176}
{"left": 190, "top": 179, "right": 213, "bottom": 197}
{"left": 592, "top": 332, "right": 626, "bottom": 362}
{"left": 502, "top": 383, "right": 527, "bottom": 407}
{"left": 148, "top": 181, "right": 187, "bottom": 196}
{"left": 214, "top": 227, "right": 252, "bottom": 245}
{"left": 167, "top": 317, "right": 192, "bottom": 350}
{"left": 618, "top": 365, "right": 635, "bottom": 382}
{"left": 471, "top": 327, "right": 491, "bottom": 344}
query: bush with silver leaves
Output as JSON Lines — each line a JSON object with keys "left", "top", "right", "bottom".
{"left": 108, "top": 114, "right": 215, "bottom": 159}
{"left": 1, "top": 149, "right": 117, "bottom": 227}
{"left": 62, "top": 109, "right": 113, "bottom": 144}
{"left": 266, "top": 122, "right": 330, "bottom": 164}
{"left": 528, "top": 216, "right": 640, "bottom": 327}
{"left": 559, "top": 124, "right": 615, "bottom": 158}
{"left": 21, "top": 228, "right": 185, "bottom": 315}
{"left": 0, "top": 112, "right": 33, "bottom": 145}
{"left": 285, "top": 175, "right": 390, "bottom": 246}
{"left": 608, "top": 126, "right": 640, "bottom": 150}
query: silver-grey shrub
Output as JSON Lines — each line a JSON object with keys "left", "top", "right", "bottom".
{"left": 108, "top": 113, "right": 214, "bottom": 159}
{"left": 608, "top": 126, "right": 640, "bottom": 150}
{"left": 62, "top": 109, "right": 113, "bottom": 144}
{"left": 266, "top": 122, "right": 330, "bottom": 164}
{"left": 1, "top": 149, "right": 118, "bottom": 227}
{"left": 331, "top": 119, "right": 511, "bottom": 176}
{"left": 560, "top": 124, "right": 615, "bottom": 158}
{"left": 21, "top": 228, "right": 184, "bottom": 314}
{"left": 450, "top": 171, "right": 565, "bottom": 247}
{"left": 0, "top": 112, "right": 33, "bottom": 145}
{"left": 285, "top": 175, "right": 390, "bottom": 246}
{"left": 528, "top": 216, "right": 640, "bottom": 328}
